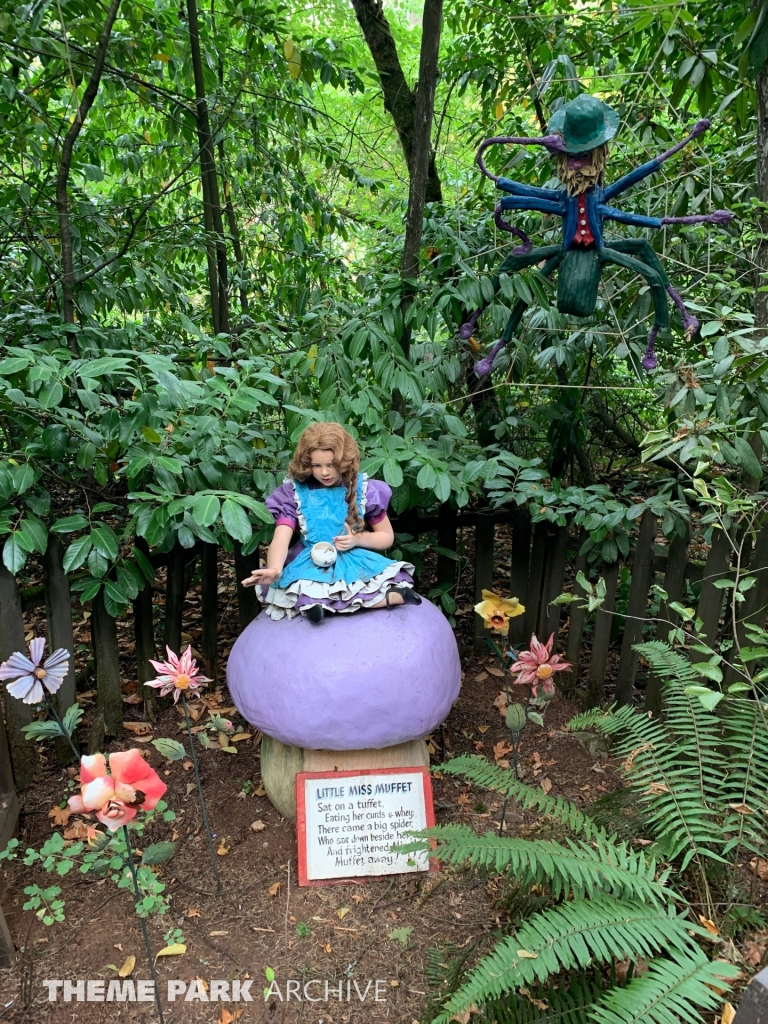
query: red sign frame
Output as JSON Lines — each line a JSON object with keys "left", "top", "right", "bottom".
{"left": 296, "top": 766, "right": 436, "bottom": 887}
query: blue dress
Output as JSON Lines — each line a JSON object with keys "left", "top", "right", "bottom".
{"left": 258, "top": 474, "right": 415, "bottom": 620}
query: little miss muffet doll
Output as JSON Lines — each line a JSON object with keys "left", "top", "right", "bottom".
{"left": 240, "top": 422, "right": 420, "bottom": 624}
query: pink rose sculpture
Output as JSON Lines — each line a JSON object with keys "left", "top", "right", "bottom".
{"left": 509, "top": 633, "right": 571, "bottom": 697}
{"left": 68, "top": 750, "right": 167, "bottom": 831}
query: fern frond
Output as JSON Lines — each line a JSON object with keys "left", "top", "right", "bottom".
{"left": 489, "top": 973, "right": 604, "bottom": 1024}
{"left": 432, "top": 895, "right": 693, "bottom": 1023}
{"left": 566, "top": 708, "right": 613, "bottom": 732}
{"left": 439, "top": 755, "right": 607, "bottom": 840}
{"left": 402, "top": 825, "right": 668, "bottom": 902}
{"left": 590, "top": 946, "right": 740, "bottom": 1024}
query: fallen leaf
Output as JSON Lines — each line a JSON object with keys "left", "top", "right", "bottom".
{"left": 255, "top": 783, "right": 267, "bottom": 797}
{"left": 230, "top": 733, "right": 251, "bottom": 742}
{"left": 186, "top": 907, "right": 200, "bottom": 918}
{"left": 474, "top": 671, "right": 488, "bottom": 683}
{"left": 118, "top": 956, "right": 136, "bottom": 978}
{"left": 743, "top": 940, "right": 765, "bottom": 967}
{"left": 531, "top": 752, "right": 542, "bottom": 768}
{"left": 351, "top": 895, "right": 364, "bottom": 904}
{"left": 122, "top": 692, "right": 143, "bottom": 705}
{"left": 336, "top": 907, "right": 350, "bottom": 920}
{"left": 698, "top": 915, "right": 719, "bottom": 937}
{"left": 749, "top": 858, "right": 768, "bottom": 881}
{"left": 209, "top": 931, "right": 229, "bottom": 936}
{"left": 217, "top": 841, "right": 229, "bottom": 856}
{"left": 517, "top": 950, "right": 538, "bottom": 959}
{"left": 728, "top": 803, "right": 754, "bottom": 815}
{"left": 474, "top": 741, "right": 484, "bottom": 751}
{"left": 493, "top": 691, "right": 508, "bottom": 715}
{"left": 456, "top": 793, "right": 470, "bottom": 807}
{"left": 721, "top": 1003, "right": 736, "bottom": 1024}
{"left": 182, "top": 761, "right": 193, "bottom": 771}
{"left": 493, "top": 740, "right": 514, "bottom": 761}
{"left": 477, "top": 724, "right": 489, "bottom": 734}
{"left": 48, "top": 806, "right": 71, "bottom": 827}
{"left": 155, "top": 943, "right": 186, "bottom": 960}
{"left": 390, "top": 980, "right": 399, "bottom": 987}
{"left": 219, "top": 1008, "right": 243, "bottom": 1024}
{"left": 194, "top": 977, "right": 209, "bottom": 991}
{"left": 268, "top": 882, "right": 281, "bottom": 896}
{"left": 250, "top": 820, "right": 266, "bottom": 832}
{"left": 114, "top": 943, "right": 123, "bottom": 952}
{"left": 486, "top": 666, "right": 504, "bottom": 678}
{"left": 63, "top": 822, "right": 90, "bottom": 840}
{"left": 540, "top": 778, "right": 552, "bottom": 795}
{"left": 321, "top": 942, "right": 332, "bottom": 953}
{"left": 123, "top": 721, "right": 152, "bottom": 735}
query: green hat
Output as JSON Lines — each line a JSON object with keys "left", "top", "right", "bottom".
{"left": 548, "top": 94, "right": 619, "bottom": 154}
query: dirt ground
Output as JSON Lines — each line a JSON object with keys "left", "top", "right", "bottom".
{"left": 0, "top": 525, "right": 760, "bottom": 1023}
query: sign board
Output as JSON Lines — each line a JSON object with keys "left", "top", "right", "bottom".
{"left": 296, "top": 767, "right": 435, "bottom": 886}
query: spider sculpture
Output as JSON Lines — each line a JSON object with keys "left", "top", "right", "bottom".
{"left": 461, "top": 94, "right": 733, "bottom": 374}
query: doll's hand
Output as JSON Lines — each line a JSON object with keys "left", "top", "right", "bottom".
{"left": 540, "top": 134, "right": 566, "bottom": 154}
{"left": 241, "top": 567, "right": 280, "bottom": 587}
{"left": 333, "top": 523, "right": 357, "bottom": 552}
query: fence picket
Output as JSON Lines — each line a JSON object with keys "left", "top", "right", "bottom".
{"left": 92, "top": 588, "right": 123, "bottom": 740}
{"left": 508, "top": 507, "right": 531, "bottom": 646}
{"left": 474, "top": 514, "right": 495, "bottom": 652}
{"left": 164, "top": 542, "right": 186, "bottom": 655}
{"left": 565, "top": 539, "right": 588, "bottom": 685}
{"left": 437, "top": 502, "right": 458, "bottom": 591}
{"left": 0, "top": 566, "right": 35, "bottom": 788}
{"left": 692, "top": 527, "right": 732, "bottom": 661}
{"left": 234, "top": 541, "right": 260, "bottom": 629}
{"left": 524, "top": 522, "right": 548, "bottom": 642}
{"left": 541, "top": 525, "right": 569, "bottom": 641}
{"left": 615, "top": 510, "right": 657, "bottom": 705}
{"left": 43, "top": 535, "right": 78, "bottom": 761}
{"left": 724, "top": 519, "right": 768, "bottom": 684}
{"left": 201, "top": 543, "right": 218, "bottom": 686}
{"left": 646, "top": 525, "right": 690, "bottom": 711}
{"left": 585, "top": 560, "right": 620, "bottom": 707}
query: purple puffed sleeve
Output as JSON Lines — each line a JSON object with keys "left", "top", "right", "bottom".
{"left": 265, "top": 481, "right": 298, "bottom": 529}
{"left": 364, "top": 478, "right": 392, "bottom": 525}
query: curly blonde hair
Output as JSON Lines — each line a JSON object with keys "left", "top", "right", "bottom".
{"left": 288, "top": 422, "right": 365, "bottom": 533}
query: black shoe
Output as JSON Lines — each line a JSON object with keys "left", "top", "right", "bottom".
{"left": 303, "top": 605, "right": 325, "bottom": 624}
{"left": 386, "top": 586, "right": 422, "bottom": 607}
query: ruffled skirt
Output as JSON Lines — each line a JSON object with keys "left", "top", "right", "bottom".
{"left": 257, "top": 560, "right": 415, "bottom": 620}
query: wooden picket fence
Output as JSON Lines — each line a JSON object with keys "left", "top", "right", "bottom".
{"left": 0, "top": 501, "right": 765, "bottom": 960}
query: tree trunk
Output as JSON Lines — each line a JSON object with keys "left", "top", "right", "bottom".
{"left": 201, "top": 543, "right": 218, "bottom": 687}
{"left": 399, "top": 0, "right": 443, "bottom": 362}
{"left": 92, "top": 588, "right": 123, "bottom": 739}
{"left": 614, "top": 510, "right": 656, "bottom": 705}
{"left": 56, "top": 0, "right": 122, "bottom": 334}
{"left": 0, "top": 566, "right": 35, "bottom": 788}
{"left": 43, "top": 536, "right": 79, "bottom": 761}
{"left": 218, "top": 139, "right": 248, "bottom": 314}
{"left": 187, "top": 0, "right": 229, "bottom": 335}
{"left": 756, "top": 64, "right": 768, "bottom": 331}
{"left": 349, "top": 0, "right": 442, "bottom": 204}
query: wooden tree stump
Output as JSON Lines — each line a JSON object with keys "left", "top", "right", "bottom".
{"left": 615, "top": 509, "right": 656, "bottom": 705}
{"left": 0, "top": 566, "right": 35, "bottom": 788}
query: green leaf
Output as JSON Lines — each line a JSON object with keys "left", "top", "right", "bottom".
{"left": 90, "top": 525, "right": 119, "bottom": 562}
{"left": 151, "top": 737, "right": 187, "bottom": 761}
{"left": 734, "top": 436, "right": 762, "bottom": 480}
{"left": 221, "top": 498, "right": 251, "bottom": 544}
{"left": 50, "top": 514, "right": 90, "bottom": 534}
{"left": 155, "top": 456, "right": 183, "bottom": 475}
{"left": 683, "top": 685, "right": 724, "bottom": 711}
{"left": 78, "top": 357, "right": 132, "bottom": 379}
{"left": 417, "top": 464, "right": 437, "bottom": 490}
{"left": 38, "top": 381, "right": 63, "bottom": 409}
{"left": 140, "top": 842, "right": 177, "bottom": 866}
{"left": 382, "top": 457, "right": 403, "bottom": 488}
{"left": 63, "top": 535, "right": 92, "bottom": 573}
{"left": 192, "top": 493, "right": 221, "bottom": 528}
{"left": 3, "top": 535, "right": 26, "bottom": 574}
{"left": 12, "top": 464, "right": 34, "bottom": 494}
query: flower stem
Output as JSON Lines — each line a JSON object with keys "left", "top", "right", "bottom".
{"left": 181, "top": 693, "right": 222, "bottom": 892}
{"left": 43, "top": 693, "right": 79, "bottom": 761}
{"left": 121, "top": 825, "right": 164, "bottom": 1024}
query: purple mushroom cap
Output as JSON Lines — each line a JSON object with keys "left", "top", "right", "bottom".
{"left": 226, "top": 599, "right": 461, "bottom": 750}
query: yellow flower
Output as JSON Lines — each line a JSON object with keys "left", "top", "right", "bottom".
{"left": 474, "top": 590, "right": 525, "bottom": 636}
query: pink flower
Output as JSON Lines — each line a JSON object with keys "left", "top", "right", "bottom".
{"left": 145, "top": 645, "right": 211, "bottom": 703}
{"left": 68, "top": 750, "right": 167, "bottom": 831}
{"left": 0, "top": 637, "right": 70, "bottom": 704}
{"left": 509, "top": 633, "right": 572, "bottom": 697}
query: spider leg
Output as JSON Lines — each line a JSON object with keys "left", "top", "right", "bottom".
{"left": 600, "top": 244, "right": 670, "bottom": 370}
{"left": 474, "top": 248, "right": 563, "bottom": 376}
{"left": 607, "top": 237, "right": 699, "bottom": 343}
{"left": 460, "top": 244, "right": 561, "bottom": 339}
